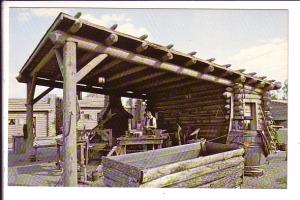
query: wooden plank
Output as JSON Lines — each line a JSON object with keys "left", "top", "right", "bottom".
{"left": 75, "top": 54, "right": 108, "bottom": 83}
{"left": 49, "top": 31, "right": 234, "bottom": 86}
{"left": 168, "top": 163, "right": 244, "bottom": 188}
{"left": 113, "top": 142, "right": 201, "bottom": 162}
{"left": 103, "top": 166, "right": 140, "bottom": 187}
{"left": 102, "top": 156, "right": 142, "bottom": 180}
{"left": 142, "top": 148, "right": 244, "bottom": 183}
{"left": 140, "top": 156, "right": 244, "bottom": 187}
{"left": 130, "top": 149, "right": 201, "bottom": 169}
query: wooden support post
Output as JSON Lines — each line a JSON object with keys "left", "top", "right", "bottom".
{"left": 62, "top": 41, "right": 78, "bottom": 186}
{"left": 77, "top": 91, "right": 82, "bottom": 100}
{"left": 24, "top": 75, "right": 37, "bottom": 154}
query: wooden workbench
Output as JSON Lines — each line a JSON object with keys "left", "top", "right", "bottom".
{"left": 117, "top": 135, "right": 163, "bottom": 155}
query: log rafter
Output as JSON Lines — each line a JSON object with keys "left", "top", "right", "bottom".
{"left": 35, "top": 77, "right": 147, "bottom": 99}
{"left": 106, "top": 65, "right": 147, "bottom": 83}
{"left": 108, "top": 71, "right": 165, "bottom": 90}
{"left": 75, "top": 53, "right": 108, "bottom": 83}
{"left": 49, "top": 30, "right": 234, "bottom": 87}
{"left": 135, "top": 76, "right": 187, "bottom": 92}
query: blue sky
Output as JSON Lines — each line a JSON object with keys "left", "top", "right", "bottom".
{"left": 9, "top": 8, "right": 288, "bottom": 98}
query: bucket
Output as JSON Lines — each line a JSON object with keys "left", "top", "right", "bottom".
{"left": 228, "top": 130, "right": 266, "bottom": 177}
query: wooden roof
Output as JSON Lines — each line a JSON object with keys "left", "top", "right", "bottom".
{"left": 17, "top": 12, "right": 281, "bottom": 99}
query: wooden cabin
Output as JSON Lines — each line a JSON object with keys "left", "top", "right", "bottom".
{"left": 270, "top": 100, "right": 288, "bottom": 128}
{"left": 16, "top": 12, "right": 281, "bottom": 185}
{"left": 77, "top": 95, "right": 105, "bottom": 130}
{"left": 8, "top": 95, "right": 62, "bottom": 150}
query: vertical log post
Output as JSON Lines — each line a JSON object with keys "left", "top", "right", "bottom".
{"left": 24, "top": 75, "right": 36, "bottom": 156}
{"left": 63, "top": 41, "right": 78, "bottom": 186}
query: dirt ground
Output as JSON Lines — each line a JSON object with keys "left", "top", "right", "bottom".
{"left": 7, "top": 148, "right": 287, "bottom": 188}
{"left": 242, "top": 151, "right": 287, "bottom": 189}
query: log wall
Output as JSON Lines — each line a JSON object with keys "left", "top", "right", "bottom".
{"left": 231, "top": 83, "right": 264, "bottom": 131}
{"left": 102, "top": 142, "right": 245, "bottom": 188}
{"left": 151, "top": 83, "right": 229, "bottom": 141}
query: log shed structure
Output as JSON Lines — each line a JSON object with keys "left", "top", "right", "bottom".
{"left": 17, "top": 13, "right": 281, "bottom": 186}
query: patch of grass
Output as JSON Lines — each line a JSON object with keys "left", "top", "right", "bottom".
{"left": 276, "top": 176, "right": 287, "bottom": 185}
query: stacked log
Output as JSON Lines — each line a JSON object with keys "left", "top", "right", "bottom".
{"left": 102, "top": 142, "right": 245, "bottom": 188}
{"left": 222, "top": 87, "right": 233, "bottom": 136}
{"left": 232, "top": 83, "right": 244, "bottom": 120}
{"left": 151, "top": 83, "right": 229, "bottom": 140}
{"left": 261, "top": 91, "right": 272, "bottom": 125}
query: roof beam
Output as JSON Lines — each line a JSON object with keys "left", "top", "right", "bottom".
{"left": 203, "top": 65, "right": 215, "bottom": 73}
{"left": 35, "top": 77, "right": 147, "bottom": 99}
{"left": 75, "top": 53, "right": 108, "bottom": 83}
{"left": 84, "top": 59, "right": 123, "bottom": 81}
{"left": 49, "top": 30, "right": 234, "bottom": 87}
{"left": 135, "top": 42, "right": 148, "bottom": 53}
{"left": 106, "top": 65, "right": 147, "bottom": 82}
{"left": 135, "top": 76, "right": 186, "bottom": 91}
{"left": 30, "top": 47, "right": 55, "bottom": 77}
{"left": 149, "top": 80, "right": 199, "bottom": 96}
{"left": 109, "top": 71, "right": 165, "bottom": 90}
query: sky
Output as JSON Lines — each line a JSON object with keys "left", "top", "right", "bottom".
{"left": 8, "top": 8, "right": 288, "bottom": 98}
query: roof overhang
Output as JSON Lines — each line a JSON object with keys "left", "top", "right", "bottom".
{"left": 17, "top": 12, "right": 282, "bottom": 99}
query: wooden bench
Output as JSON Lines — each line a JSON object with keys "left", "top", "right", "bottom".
{"left": 32, "top": 136, "right": 59, "bottom": 161}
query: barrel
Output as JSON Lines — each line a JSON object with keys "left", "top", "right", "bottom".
{"left": 13, "top": 135, "right": 25, "bottom": 154}
{"left": 227, "top": 130, "right": 266, "bottom": 177}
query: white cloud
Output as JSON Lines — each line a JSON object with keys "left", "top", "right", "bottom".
{"left": 16, "top": 9, "right": 152, "bottom": 40}
{"left": 16, "top": 8, "right": 71, "bottom": 22}
{"left": 30, "top": 8, "right": 71, "bottom": 17}
{"left": 17, "top": 11, "right": 31, "bottom": 22}
{"left": 226, "top": 38, "right": 288, "bottom": 83}
{"left": 81, "top": 13, "right": 152, "bottom": 40}
{"left": 9, "top": 73, "right": 26, "bottom": 98}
